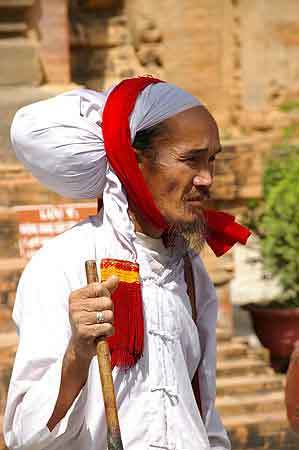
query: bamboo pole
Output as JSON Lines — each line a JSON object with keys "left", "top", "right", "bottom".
{"left": 85, "top": 260, "right": 124, "bottom": 450}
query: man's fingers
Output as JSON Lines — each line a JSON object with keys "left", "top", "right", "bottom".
{"left": 70, "top": 276, "right": 119, "bottom": 303}
{"left": 80, "top": 309, "right": 114, "bottom": 325}
{"left": 101, "top": 275, "right": 119, "bottom": 294}
{"left": 90, "top": 323, "right": 115, "bottom": 338}
{"left": 71, "top": 296, "right": 114, "bottom": 314}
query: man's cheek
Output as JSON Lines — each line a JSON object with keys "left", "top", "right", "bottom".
{"left": 165, "top": 179, "right": 179, "bottom": 195}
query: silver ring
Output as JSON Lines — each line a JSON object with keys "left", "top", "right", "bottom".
{"left": 96, "top": 311, "right": 105, "bottom": 324}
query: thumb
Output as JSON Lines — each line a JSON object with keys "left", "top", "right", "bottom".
{"left": 102, "top": 275, "right": 119, "bottom": 295}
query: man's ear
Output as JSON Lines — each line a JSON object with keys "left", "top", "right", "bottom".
{"left": 132, "top": 146, "right": 142, "bottom": 164}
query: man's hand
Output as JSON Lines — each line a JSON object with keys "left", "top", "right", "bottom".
{"left": 69, "top": 275, "right": 119, "bottom": 364}
{"left": 47, "top": 275, "right": 119, "bottom": 431}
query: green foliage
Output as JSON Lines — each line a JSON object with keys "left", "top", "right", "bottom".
{"left": 263, "top": 145, "right": 299, "bottom": 198}
{"left": 260, "top": 145, "right": 299, "bottom": 305}
{"left": 243, "top": 198, "right": 265, "bottom": 238}
{"left": 279, "top": 100, "right": 299, "bottom": 113}
{"left": 282, "top": 123, "right": 299, "bottom": 141}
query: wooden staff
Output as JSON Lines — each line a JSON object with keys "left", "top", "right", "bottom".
{"left": 85, "top": 260, "right": 124, "bottom": 450}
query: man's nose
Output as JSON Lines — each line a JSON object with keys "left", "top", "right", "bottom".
{"left": 193, "top": 170, "right": 213, "bottom": 187}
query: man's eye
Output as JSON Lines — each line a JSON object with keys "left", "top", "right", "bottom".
{"left": 209, "top": 155, "right": 216, "bottom": 163}
{"left": 179, "top": 156, "right": 197, "bottom": 164}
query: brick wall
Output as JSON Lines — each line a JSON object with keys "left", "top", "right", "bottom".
{"left": 0, "top": 0, "right": 41, "bottom": 86}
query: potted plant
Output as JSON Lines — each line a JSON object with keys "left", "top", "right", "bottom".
{"left": 244, "top": 143, "right": 299, "bottom": 372}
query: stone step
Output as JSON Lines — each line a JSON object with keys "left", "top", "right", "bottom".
{"left": 0, "top": 207, "right": 19, "bottom": 258}
{"left": 0, "top": 305, "right": 15, "bottom": 333}
{"left": 216, "top": 341, "right": 248, "bottom": 360}
{"left": 0, "top": 22, "right": 27, "bottom": 34}
{"left": 0, "top": 257, "right": 26, "bottom": 276}
{"left": 0, "top": 258, "right": 26, "bottom": 308}
{"left": 0, "top": 0, "right": 34, "bottom": 6}
{"left": 0, "top": 257, "right": 26, "bottom": 274}
{"left": 0, "top": 416, "right": 5, "bottom": 450}
{"left": 216, "top": 327, "right": 232, "bottom": 342}
{"left": 225, "top": 408, "right": 287, "bottom": 430}
{"left": 0, "top": 332, "right": 18, "bottom": 423}
{"left": 216, "top": 374, "right": 284, "bottom": 396}
{"left": 235, "top": 447, "right": 298, "bottom": 450}
{"left": 216, "top": 357, "right": 270, "bottom": 377}
{"left": 216, "top": 390, "right": 285, "bottom": 416}
{"left": 0, "top": 332, "right": 18, "bottom": 351}
{"left": 226, "top": 411, "right": 299, "bottom": 450}
{"left": 0, "top": 84, "right": 79, "bottom": 170}
{"left": 0, "top": 176, "right": 71, "bottom": 210}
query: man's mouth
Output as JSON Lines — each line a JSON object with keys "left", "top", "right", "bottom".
{"left": 186, "top": 194, "right": 210, "bottom": 203}
{"left": 187, "top": 197, "right": 205, "bottom": 202}
{"left": 185, "top": 190, "right": 210, "bottom": 203}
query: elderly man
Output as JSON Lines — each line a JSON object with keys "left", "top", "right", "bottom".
{"left": 4, "top": 77, "right": 249, "bottom": 450}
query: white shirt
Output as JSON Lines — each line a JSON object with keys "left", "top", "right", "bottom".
{"left": 4, "top": 215, "right": 230, "bottom": 450}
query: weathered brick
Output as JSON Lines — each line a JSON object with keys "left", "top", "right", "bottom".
{"left": 0, "top": 0, "right": 34, "bottom": 6}
{"left": 0, "top": 86, "right": 79, "bottom": 166}
{"left": 239, "top": 0, "right": 299, "bottom": 113}
{"left": 0, "top": 39, "right": 42, "bottom": 86}
{"left": 70, "top": 17, "right": 128, "bottom": 48}
{"left": 126, "top": 0, "right": 234, "bottom": 128}
{"left": 38, "top": 0, "right": 70, "bottom": 84}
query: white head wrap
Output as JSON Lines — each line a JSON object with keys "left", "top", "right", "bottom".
{"left": 11, "top": 81, "right": 201, "bottom": 260}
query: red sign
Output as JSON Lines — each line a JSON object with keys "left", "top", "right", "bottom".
{"left": 14, "top": 203, "right": 96, "bottom": 258}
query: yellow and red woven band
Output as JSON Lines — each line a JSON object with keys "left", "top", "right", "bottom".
{"left": 100, "top": 258, "right": 140, "bottom": 284}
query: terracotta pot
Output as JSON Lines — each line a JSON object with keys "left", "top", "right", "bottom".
{"left": 244, "top": 305, "right": 299, "bottom": 372}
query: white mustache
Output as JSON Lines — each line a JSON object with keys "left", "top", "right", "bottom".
{"left": 184, "top": 191, "right": 210, "bottom": 201}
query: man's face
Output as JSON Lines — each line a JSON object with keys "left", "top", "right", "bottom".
{"left": 139, "top": 106, "right": 221, "bottom": 231}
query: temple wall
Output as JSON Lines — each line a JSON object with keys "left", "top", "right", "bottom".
{"left": 1, "top": 0, "right": 298, "bottom": 326}
{"left": 1, "top": 0, "right": 299, "bottom": 161}
{"left": 1, "top": 0, "right": 299, "bottom": 327}
{"left": 1, "top": 1, "right": 299, "bottom": 124}
{"left": 1, "top": 4, "right": 299, "bottom": 441}
{"left": 240, "top": 0, "right": 299, "bottom": 111}
{"left": 125, "top": 0, "right": 234, "bottom": 128}
{"left": 0, "top": 1, "right": 41, "bottom": 87}
{"left": 238, "top": 0, "right": 299, "bottom": 130}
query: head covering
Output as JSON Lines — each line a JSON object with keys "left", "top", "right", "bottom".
{"left": 101, "top": 77, "right": 250, "bottom": 259}
{"left": 11, "top": 76, "right": 250, "bottom": 367}
{"left": 11, "top": 77, "right": 201, "bottom": 259}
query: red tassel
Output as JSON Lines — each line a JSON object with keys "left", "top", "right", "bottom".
{"left": 100, "top": 258, "right": 144, "bottom": 369}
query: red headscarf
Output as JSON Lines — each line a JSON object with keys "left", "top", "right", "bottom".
{"left": 102, "top": 76, "right": 251, "bottom": 256}
{"left": 101, "top": 76, "right": 251, "bottom": 368}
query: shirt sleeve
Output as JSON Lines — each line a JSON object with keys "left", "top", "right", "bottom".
{"left": 3, "top": 248, "right": 88, "bottom": 450}
{"left": 191, "top": 253, "right": 231, "bottom": 450}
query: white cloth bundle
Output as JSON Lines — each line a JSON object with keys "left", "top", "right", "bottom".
{"left": 11, "top": 81, "right": 200, "bottom": 259}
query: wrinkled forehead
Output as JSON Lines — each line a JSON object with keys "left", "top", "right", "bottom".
{"left": 161, "top": 105, "right": 220, "bottom": 148}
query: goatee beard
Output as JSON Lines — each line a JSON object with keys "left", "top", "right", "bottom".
{"left": 166, "top": 214, "right": 207, "bottom": 254}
